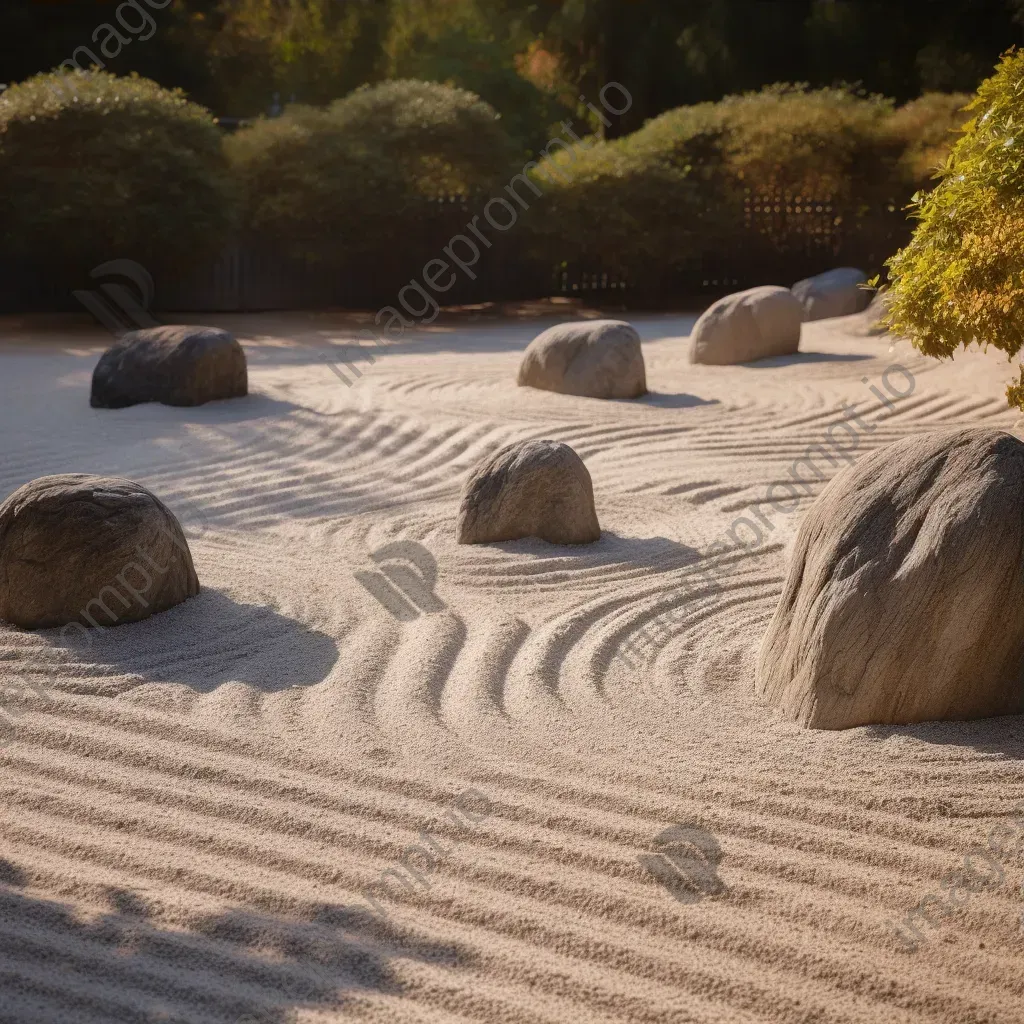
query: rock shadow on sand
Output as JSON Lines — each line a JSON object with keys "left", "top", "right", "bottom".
{"left": 634, "top": 392, "right": 718, "bottom": 409}
{"left": 743, "top": 351, "right": 873, "bottom": 368}
{"left": 0, "top": 864, "right": 464, "bottom": 1023}
{"left": 864, "top": 714, "right": 1024, "bottom": 760}
{"left": 42, "top": 588, "right": 339, "bottom": 694}
{"left": 481, "top": 530, "right": 706, "bottom": 576}
{"left": 88, "top": 391, "right": 303, "bottom": 423}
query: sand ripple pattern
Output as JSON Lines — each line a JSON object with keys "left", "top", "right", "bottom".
{"left": 1, "top": 315, "right": 1023, "bottom": 1023}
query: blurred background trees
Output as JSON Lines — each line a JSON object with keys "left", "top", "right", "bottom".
{"left": 2, "top": 0, "right": 1022, "bottom": 312}
{"left": 4, "top": 1, "right": 1023, "bottom": 147}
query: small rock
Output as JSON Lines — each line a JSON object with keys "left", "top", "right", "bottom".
{"left": 0, "top": 475, "right": 199, "bottom": 629}
{"left": 689, "top": 286, "right": 802, "bottom": 365}
{"left": 456, "top": 440, "right": 600, "bottom": 545}
{"left": 517, "top": 320, "right": 646, "bottom": 399}
{"left": 791, "top": 267, "right": 872, "bottom": 322}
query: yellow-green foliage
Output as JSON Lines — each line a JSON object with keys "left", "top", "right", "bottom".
{"left": 886, "top": 50, "right": 1024, "bottom": 407}
{"left": 0, "top": 70, "right": 232, "bottom": 279}
{"left": 690, "top": 84, "right": 897, "bottom": 201}
{"left": 521, "top": 127, "right": 713, "bottom": 282}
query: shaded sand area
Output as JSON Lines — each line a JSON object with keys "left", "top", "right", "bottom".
{"left": 1, "top": 307, "right": 1023, "bottom": 1023}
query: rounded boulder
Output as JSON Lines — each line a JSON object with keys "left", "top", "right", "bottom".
{"left": 791, "top": 267, "right": 872, "bottom": 322}
{"left": 689, "top": 286, "right": 802, "bottom": 365}
{"left": 0, "top": 475, "right": 200, "bottom": 630}
{"left": 456, "top": 440, "right": 600, "bottom": 545}
{"left": 517, "top": 320, "right": 646, "bottom": 399}
{"left": 91, "top": 325, "right": 248, "bottom": 409}
{"left": 756, "top": 428, "right": 1024, "bottom": 729}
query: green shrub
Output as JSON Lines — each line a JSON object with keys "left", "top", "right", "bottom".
{"left": 528, "top": 85, "right": 907, "bottom": 289}
{"left": 0, "top": 70, "right": 232, "bottom": 284}
{"left": 386, "top": 30, "right": 571, "bottom": 154}
{"left": 226, "top": 80, "right": 517, "bottom": 277}
{"left": 325, "top": 80, "right": 520, "bottom": 192}
{"left": 885, "top": 50, "right": 1024, "bottom": 407}
{"left": 522, "top": 125, "right": 719, "bottom": 289}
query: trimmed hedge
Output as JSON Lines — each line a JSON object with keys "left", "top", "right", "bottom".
{"left": 226, "top": 80, "right": 518, "bottom": 279}
{"left": 526, "top": 85, "right": 928, "bottom": 290}
{"left": 0, "top": 70, "right": 232, "bottom": 283}
{"left": 885, "top": 91, "right": 972, "bottom": 185}
{"left": 886, "top": 51, "right": 1024, "bottom": 408}
{"left": 0, "top": 71, "right": 978, "bottom": 308}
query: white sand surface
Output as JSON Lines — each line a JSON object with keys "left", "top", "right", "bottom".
{"left": 1, "top": 308, "right": 1023, "bottom": 1023}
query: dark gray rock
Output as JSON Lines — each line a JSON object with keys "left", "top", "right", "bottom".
{"left": 91, "top": 325, "right": 247, "bottom": 409}
{"left": 456, "top": 440, "right": 601, "bottom": 545}
{"left": 0, "top": 475, "right": 200, "bottom": 630}
{"left": 756, "top": 428, "right": 1024, "bottom": 728}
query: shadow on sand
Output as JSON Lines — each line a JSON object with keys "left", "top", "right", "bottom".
{"left": 864, "top": 714, "right": 1024, "bottom": 760}
{"left": 41, "top": 589, "right": 339, "bottom": 694}
{"left": 745, "top": 351, "right": 874, "bottom": 368}
{"left": 0, "top": 858, "right": 465, "bottom": 1023}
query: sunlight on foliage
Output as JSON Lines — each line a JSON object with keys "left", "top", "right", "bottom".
{"left": 886, "top": 49, "right": 1024, "bottom": 408}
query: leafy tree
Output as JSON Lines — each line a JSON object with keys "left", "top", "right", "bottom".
{"left": 885, "top": 49, "right": 1024, "bottom": 408}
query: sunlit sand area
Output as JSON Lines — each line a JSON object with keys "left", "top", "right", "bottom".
{"left": 2, "top": 307, "right": 1023, "bottom": 1023}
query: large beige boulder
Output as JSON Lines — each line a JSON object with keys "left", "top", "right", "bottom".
{"left": 791, "top": 267, "right": 871, "bottom": 322}
{"left": 91, "top": 325, "right": 247, "bottom": 409}
{"left": 689, "top": 286, "right": 802, "bottom": 365}
{"left": 456, "top": 440, "right": 600, "bottom": 545}
{"left": 756, "top": 429, "right": 1024, "bottom": 729}
{"left": 516, "top": 320, "right": 646, "bottom": 399}
{"left": 0, "top": 475, "right": 199, "bottom": 630}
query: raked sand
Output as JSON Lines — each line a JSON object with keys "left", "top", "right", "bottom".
{"left": 1, "top": 306, "right": 1023, "bottom": 1023}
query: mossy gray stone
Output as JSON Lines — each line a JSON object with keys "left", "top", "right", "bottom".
{"left": 517, "top": 320, "right": 646, "bottom": 399}
{"left": 456, "top": 440, "right": 600, "bottom": 545}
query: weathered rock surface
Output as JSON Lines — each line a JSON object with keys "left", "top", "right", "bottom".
{"left": 689, "top": 286, "right": 802, "bottom": 365}
{"left": 456, "top": 440, "right": 600, "bottom": 545}
{"left": 791, "top": 267, "right": 872, "bottom": 322}
{"left": 517, "top": 320, "right": 646, "bottom": 399}
{"left": 91, "top": 325, "right": 247, "bottom": 409}
{"left": 0, "top": 475, "right": 200, "bottom": 629}
{"left": 756, "top": 428, "right": 1024, "bottom": 728}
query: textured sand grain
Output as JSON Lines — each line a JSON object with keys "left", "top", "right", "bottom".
{"left": 1, "top": 310, "right": 1023, "bottom": 1023}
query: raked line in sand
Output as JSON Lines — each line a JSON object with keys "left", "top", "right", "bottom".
{"left": 0, "top": 310, "right": 1023, "bottom": 1023}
